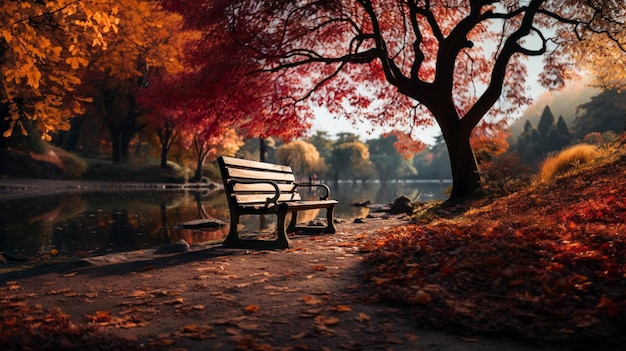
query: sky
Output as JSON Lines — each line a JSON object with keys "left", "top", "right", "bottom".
{"left": 309, "top": 62, "right": 595, "bottom": 145}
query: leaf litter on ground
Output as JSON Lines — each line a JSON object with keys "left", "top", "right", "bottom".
{"left": 360, "top": 149, "right": 626, "bottom": 348}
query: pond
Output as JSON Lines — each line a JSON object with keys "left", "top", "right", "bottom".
{"left": 0, "top": 180, "right": 449, "bottom": 259}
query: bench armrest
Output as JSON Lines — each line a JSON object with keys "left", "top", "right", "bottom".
{"left": 294, "top": 183, "right": 332, "bottom": 200}
{"left": 228, "top": 179, "right": 280, "bottom": 207}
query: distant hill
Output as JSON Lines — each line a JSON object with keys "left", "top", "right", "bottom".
{"left": 509, "top": 80, "right": 599, "bottom": 139}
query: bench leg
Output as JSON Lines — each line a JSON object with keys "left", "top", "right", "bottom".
{"left": 222, "top": 213, "right": 241, "bottom": 248}
{"left": 324, "top": 206, "right": 336, "bottom": 234}
{"left": 286, "top": 211, "right": 298, "bottom": 233}
{"left": 275, "top": 211, "right": 292, "bottom": 248}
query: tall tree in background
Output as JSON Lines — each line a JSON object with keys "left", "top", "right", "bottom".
{"left": 147, "top": 0, "right": 314, "bottom": 165}
{"left": 82, "top": 1, "right": 187, "bottom": 164}
{"left": 276, "top": 140, "right": 327, "bottom": 179}
{"left": 573, "top": 89, "right": 626, "bottom": 138}
{"left": 210, "top": 0, "right": 626, "bottom": 201}
{"left": 329, "top": 141, "right": 373, "bottom": 183}
{"left": 368, "top": 134, "right": 404, "bottom": 184}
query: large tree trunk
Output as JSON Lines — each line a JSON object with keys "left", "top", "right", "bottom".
{"left": 259, "top": 138, "right": 267, "bottom": 162}
{"left": 447, "top": 136, "right": 481, "bottom": 201}
{"left": 110, "top": 128, "right": 124, "bottom": 164}
{"left": 160, "top": 143, "right": 169, "bottom": 169}
{"left": 441, "top": 123, "right": 481, "bottom": 202}
{"left": 158, "top": 123, "right": 175, "bottom": 169}
{"left": 432, "top": 98, "right": 482, "bottom": 202}
{"left": 192, "top": 136, "right": 210, "bottom": 182}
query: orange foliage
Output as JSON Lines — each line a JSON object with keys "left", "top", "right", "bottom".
{"left": 1, "top": 0, "right": 188, "bottom": 141}
{"left": 384, "top": 131, "right": 427, "bottom": 159}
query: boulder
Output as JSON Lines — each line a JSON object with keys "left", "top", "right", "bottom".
{"left": 155, "top": 239, "right": 190, "bottom": 254}
{"left": 390, "top": 196, "right": 413, "bottom": 214}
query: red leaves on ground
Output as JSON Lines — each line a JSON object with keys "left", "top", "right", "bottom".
{"left": 361, "top": 152, "right": 626, "bottom": 347}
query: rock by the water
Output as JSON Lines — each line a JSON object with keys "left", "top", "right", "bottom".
{"left": 2, "top": 252, "right": 31, "bottom": 262}
{"left": 155, "top": 239, "right": 190, "bottom": 254}
{"left": 178, "top": 218, "right": 225, "bottom": 229}
{"left": 390, "top": 196, "right": 413, "bottom": 214}
{"left": 351, "top": 200, "right": 372, "bottom": 207}
{"left": 307, "top": 218, "right": 328, "bottom": 227}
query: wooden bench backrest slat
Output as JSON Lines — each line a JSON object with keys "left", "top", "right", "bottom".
{"left": 231, "top": 183, "right": 295, "bottom": 193}
{"left": 226, "top": 168, "right": 296, "bottom": 182}
{"left": 221, "top": 156, "right": 293, "bottom": 173}
{"left": 234, "top": 193, "right": 302, "bottom": 205}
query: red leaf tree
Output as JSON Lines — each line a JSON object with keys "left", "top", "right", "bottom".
{"left": 140, "top": 0, "right": 314, "bottom": 169}
{"left": 188, "top": 0, "right": 624, "bottom": 201}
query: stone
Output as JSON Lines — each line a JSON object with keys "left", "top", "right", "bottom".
{"left": 155, "top": 239, "right": 190, "bottom": 254}
{"left": 390, "top": 196, "right": 414, "bottom": 214}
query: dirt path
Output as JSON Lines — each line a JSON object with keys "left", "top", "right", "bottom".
{"left": 0, "top": 211, "right": 563, "bottom": 351}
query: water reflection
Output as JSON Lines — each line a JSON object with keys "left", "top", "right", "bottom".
{"left": 0, "top": 180, "right": 448, "bottom": 258}
{"left": 0, "top": 190, "right": 231, "bottom": 258}
{"left": 332, "top": 180, "right": 449, "bottom": 218}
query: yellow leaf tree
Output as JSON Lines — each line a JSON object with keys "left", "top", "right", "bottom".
{"left": 1, "top": 0, "right": 189, "bottom": 163}
{"left": 78, "top": 0, "right": 190, "bottom": 163}
{"left": 0, "top": 0, "right": 121, "bottom": 143}
{"left": 276, "top": 140, "right": 327, "bottom": 180}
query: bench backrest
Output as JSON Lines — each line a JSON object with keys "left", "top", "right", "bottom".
{"left": 218, "top": 156, "right": 302, "bottom": 207}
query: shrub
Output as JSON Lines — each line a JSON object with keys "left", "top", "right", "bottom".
{"left": 479, "top": 152, "right": 533, "bottom": 195}
{"left": 540, "top": 144, "right": 598, "bottom": 183}
{"left": 51, "top": 146, "right": 88, "bottom": 179}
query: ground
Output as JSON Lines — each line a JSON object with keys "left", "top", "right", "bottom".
{"left": 0, "top": 201, "right": 561, "bottom": 351}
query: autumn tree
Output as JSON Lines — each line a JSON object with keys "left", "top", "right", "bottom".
{"left": 275, "top": 140, "right": 327, "bottom": 180}
{"left": 81, "top": 1, "right": 187, "bottom": 164}
{"left": 1, "top": 0, "right": 121, "bottom": 144}
{"left": 306, "top": 131, "right": 334, "bottom": 161}
{"left": 470, "top": 126, "right": 510, "bottom": 164}
{"left": 368, "top": 134, "right": 417, "bottom": 184}
{"left": 214, "top": 0, "right": 626, "bottom": 201}
{"left": 145, "top": 0, "right": 314, "bottom": 167}
{"left": 573, "top": 89, "right": 626, "bottom": 139}
{"left": 181, "top": 121, "right": 242, "bottom": 182}
{"left": 328, "top": 141, "right": 374, "bottom": 183}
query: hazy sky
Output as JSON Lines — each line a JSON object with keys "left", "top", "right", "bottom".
{"left": 310, "top": 60, "right": 596, "bottom": 144}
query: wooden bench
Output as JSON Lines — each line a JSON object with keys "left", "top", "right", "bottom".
{"left": 218, "top": 156, "right": 338, "bottom": 249}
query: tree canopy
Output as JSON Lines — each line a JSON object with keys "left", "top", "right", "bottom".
{"left": 201, "top": 0, "right": 626, "bottom": 200}
{"left": 1, "top": 0, "right": 121, "bottom": 140}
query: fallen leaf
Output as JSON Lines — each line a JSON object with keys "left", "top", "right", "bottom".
{"left": 302, "top": 295, "right": 322, "bottom": 305}
{"left": 300, "top": 308, "right": 323, "bottom": 317}
{"left": 314, "top": 315, "right": 340, "bottom": 326}
{"left": 244, "top": 304, "right": 260, "bottom": 313}
{"left": 330, "top": 304, "right": 352, "bottom": 312}
{"left": 291, "top": 331, "right": 308, "bottom": 339}
{"left": 404, "top": 333, "right": 419, "bottom": 342}
{"left": 355, "top": 312, "right": 371, "bottom": 323}
{"left": 312, "top": 265, "right": 327, "bottom": 271}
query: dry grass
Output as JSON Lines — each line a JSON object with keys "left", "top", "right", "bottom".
{"left": 539, "top": 143, "right": 598, "bottom": 183}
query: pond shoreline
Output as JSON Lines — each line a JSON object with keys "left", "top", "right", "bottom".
{"left": 0, "top": 178, "right": 220, "bottom": 200}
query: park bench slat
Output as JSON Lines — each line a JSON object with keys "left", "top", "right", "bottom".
{"left": 234, "top": 193, "right": 302, "bottom": 205}
{"left": 221, "top": 156, "right": 292, "bottom": 173}
{"left": 225, "top": 168, "right": 296, "bottom": 182}
{"left": 231, "top": 183, "right": 296, "bottom": 193}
